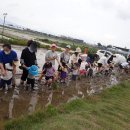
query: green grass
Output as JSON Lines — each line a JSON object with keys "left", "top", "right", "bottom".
{"left": 4, "top": 81, "right": 130, "bottom": 130}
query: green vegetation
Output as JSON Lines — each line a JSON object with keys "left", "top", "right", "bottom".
{"left": 39, "top": 38, "right": 98, "bottom": 53}
{"left": 5, "top": 81, "right": 130, "bottom": 130}
{"left": 0, "top": 33, "right": 97, "bottom": 53}
{"left": 0, "top": 38, "right": 62, "bottom": 51}
{"left": 0, "top": 38, "right": 27, "bottom": 46}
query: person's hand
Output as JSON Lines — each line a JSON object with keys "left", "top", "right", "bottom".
{"left": 61, "top": 66, "right": 64, "bottom": 70}
{"left": 53, "top": 56, "right": 58, "bottom": 60}
{"left": 37, "top": 65, "right": 40, "bottom": 68}
{"left": 53, "top": 56, "right": 56, "bottom": 60}
{"left": 22, "top": 64, "right": 27, "bottom": 69}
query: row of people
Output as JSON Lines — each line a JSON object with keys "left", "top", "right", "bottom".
{"left": 0, "top": 40, "right": 130, "bottom": 93}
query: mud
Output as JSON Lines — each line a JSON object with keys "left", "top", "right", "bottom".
{"left": 0, "top": 71, "right": 130, "bottom": 129}
{"left": 0, "top": 45, "right": 130, "bottom": 129}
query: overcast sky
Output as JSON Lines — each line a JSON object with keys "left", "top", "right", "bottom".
{"left": 0, "top": 0, "right": 130, "bottom": 48}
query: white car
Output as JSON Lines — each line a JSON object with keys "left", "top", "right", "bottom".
{"left": 96, "top": 50, "right": 113, "bottom": 58}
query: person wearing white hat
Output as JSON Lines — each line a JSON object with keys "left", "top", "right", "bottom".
{"left": 45, "top": 43, "right": 58, "bottom": 69}
{"left": 75, "top": 47, "right": 81, "bottom": 53}
{"left": 60, "top": 45, "right": 71, "bottom": 64}
{"left": 71, "top": 47, "right": 82, "bottom": 64}
{"left": 58, "top": 45, "right": 71, "bottom": 83}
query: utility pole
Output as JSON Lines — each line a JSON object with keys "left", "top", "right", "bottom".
{"left": 1, "top": 13, "right": 7, "bottom": 40}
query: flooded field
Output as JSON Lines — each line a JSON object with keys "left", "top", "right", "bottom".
{"left": 0, "top": 45, "right": 59, "bottom": 74}
{"left": 0, "top": 71, "right": 129, "bottom": 127}
{"left": 0, "top": 45, "right": 130, "bottom": 129}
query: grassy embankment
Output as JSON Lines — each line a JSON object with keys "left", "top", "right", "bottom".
{"left": 0, "top": 37, "right": 62, "bottom": 52}
{"left": 0, "top": 34, "right": 97, "bottom": 53}
{"left": 5, "top": 81, "right": 130, "bottom": 130}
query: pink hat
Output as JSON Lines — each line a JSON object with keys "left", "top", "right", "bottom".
{"left": 50, "top": 43, "right": 57, "bottom": 48}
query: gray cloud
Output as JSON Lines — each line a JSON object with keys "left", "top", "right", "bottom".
{"left": 0, "top": 0, "right": 130, "bottom": 48}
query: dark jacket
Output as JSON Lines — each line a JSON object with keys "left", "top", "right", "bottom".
{"left": 20, "top": 47, "right": 37, "bottom": 67}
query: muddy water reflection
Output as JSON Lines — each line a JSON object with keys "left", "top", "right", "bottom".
{"left": 45, "top": 91, "right": 53, "bottom": 107}
{"left": 28, "top": 91, "right": 39, "bottom": 114}
{"left": 9, "top": 87, "right": 20, "bottom": 119}
{"left": 110, "top": 75, "right": 118, "bottom": 86}
{"left": 0, "top": 64, "right": 124, "bottom": 124}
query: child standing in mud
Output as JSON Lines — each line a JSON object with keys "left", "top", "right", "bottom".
{"left": 71, "top": 62, "right": 80, "bottom": 80}
{"left": 42, "top": 62, "right": 56, "bottom": 89}
{"left": 58, "top": 62, "right": 69, "bottom": 83}
{"left": 79, "top": 54, "right": 88, "bottom": 76}
{"left": 38, "top": 43, "right": 59, "bottom": 82}
{"left": 25, "top": 65, "right": 39, "bottom": 91}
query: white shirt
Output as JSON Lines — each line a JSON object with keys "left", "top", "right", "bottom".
{"left": 80, "top": 61, "right": 88, "bottom": 70}
{"left": 1, "top": 63, "right": 13, "bottom": 80}
{"left": 98, "top": 56, "right": 108, "bottom": 65}
{"left": 45, "top": 50, "right": 58, "bottom": 65}
{"left": 121, "top": 62, "right": 129, "bottom": 68}
{"left": 72, "top": 69, "right": 79, "bottom": 75}
{"left": 71, "top": 54, "right": 80, "bottom": 63}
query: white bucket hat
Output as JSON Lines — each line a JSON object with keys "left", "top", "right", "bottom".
{"left": 66, "top": 45, "right": 71, "bottom": 49}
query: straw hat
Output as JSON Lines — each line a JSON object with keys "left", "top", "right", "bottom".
{"left": 75, "top": 47, "right": 81, "bottom": 53}
{"left": 66, "top": 45, "right": 71, "bottom": 49}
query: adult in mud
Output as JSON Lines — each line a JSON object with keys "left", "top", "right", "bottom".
{"left": 60, "top": 45, "right": 71, "bottom": 65}
{"left": 87, "top": 54, "right": 99, "bottom": 65}
{"left": 20, "top": 40, "right": 38, "bottom": 88}
{"left": 58, "top": 45, "right": 71, "bottom": 82}
{"left": 0, "top": 43, "right": 18, "bottom": 91}
{"left": 71, "top": 47, "right": 82, "bottom": 65}
{"left": 97, "top": 54, "right": 109, "bottom": 73}
{"left": 45, "top": 43, "right": 58, "bottom": 69}
{"left": 38, "top": 43, "right": 59, "bottom": 82}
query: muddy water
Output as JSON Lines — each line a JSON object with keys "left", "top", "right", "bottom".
{"left": 0, "top": 71, "right": 129, "bottom": 127}
{"left": 10, "top": 45, "right": 59, "bottom": 73}
{"left": 0, "top": 45, "right": 130, "bottom": 129}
